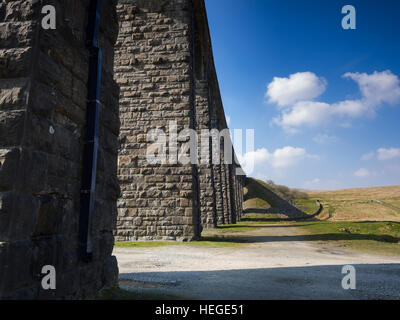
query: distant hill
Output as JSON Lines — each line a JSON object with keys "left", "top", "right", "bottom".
{"left": 243, "top": 178, "right": 308, "bottom": 208}
{"left": 244, "top": 181, "right": 400, "bottom": 222}
{"left": 307, "top": 186, "right": 400, "bottom": 221}
{"left": 256, "top": 179, "right": 309, "bottom": 201}
{"left": 243, "top": 178, "right": 318, "bottom": 218}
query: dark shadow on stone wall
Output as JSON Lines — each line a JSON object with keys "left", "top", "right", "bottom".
{"left": 0, "top": 0, "right": 120, "bottom": 299}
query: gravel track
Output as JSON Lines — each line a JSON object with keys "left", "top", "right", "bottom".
{"left": 114, "top": 225, "right": 400, "bottom": 300}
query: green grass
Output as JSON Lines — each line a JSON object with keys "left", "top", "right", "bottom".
{"left": 244, "top": 179, "right": 313, "bottom": 220}
{"left": 244, "top": 178, "right": 277, "bottom": 208}
{"left": 242, "top": 213, "right": 290, "bottom": 222}
{"left": 115, "top": 237, "right": 248, "bottom": 249}
{"left": 244, "top": 198, "right": 270, "bottom": 209}
{"left": 88, "top": 287, "right": 183, "bottom": 300}
{"left": 328, "top": 206, "right": 336, "bottom": 219}
{"left": 295, "top": 220, "right": 400, "bottom": 256}
{"left": 294, "top": 199, "right": 320, "bottom": 214}
{"left": 115, "top": 241, "right": 179, "bottom": 248}
{"left": 213, "top": 224, "right": 259, "bottom": 232}
{"left": 239, "top": 213, "right": 400, "bottom": 256}
{"left": 114, "top": 212, "right": 400, "bottom": 256}
{"left": 115, "top": 222, "right": 271, "bottom": 249}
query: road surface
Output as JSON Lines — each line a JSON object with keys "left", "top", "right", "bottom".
{"left": 113, "top": 224, "right": 400, "bottom": 299}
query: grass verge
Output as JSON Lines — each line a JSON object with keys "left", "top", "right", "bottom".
{"left": 114, "top": 221, "right": 272, "bottom": 249}
{"left": 294, "top": 199, "right": 320, "bottom": 215}
{"left": 115, "top": 212, "right": 400, "bottom": 256}
{"left": 115, "top": 237, "right": 249, "bottom": 249}
{"left": 244, "top": 178, "right": 276, "bottom": 208}
{"left": 294, "top": 220, "right": 400, "bottom": 256}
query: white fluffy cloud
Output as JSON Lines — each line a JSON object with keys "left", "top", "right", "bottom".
{"left": 267, "top": 70, "right": 400, "bottom": 132}
{"left": 269, "top": 146, "right": 311, "bottom": 168}
{"left": 361, "top": 148, "right": 400, "bottom": 161}
{"left": 354, "top": 168, "right": 370, "bottom": 177}
{"left": 266, "top": 72, "right": 327, "bottom": 107}
{"left": 331, "top": 99, "right": 368, "bottom": 118}
{"left": 239, "top": 146, "right": 317, "bottom": 173}
{"left": 313, "top": 133, "right": 338, "bottom": 144}
{"left": 344, "top": 71, "right": 400, "bottom": 106}
{"left": 273, "top": 101, "right": 331, "bottom": 131}
{"left": 361, "top": 151, "right": 375, "bottom": 161}
{"left": 377, "top": 148, "right": 400, "bottom": 161}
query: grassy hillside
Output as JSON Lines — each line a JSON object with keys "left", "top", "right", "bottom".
{"left": 243, "top": 179, "right": 400, "bottom": 222}
{"left": 243, "top": 178, "right": 275, "bottom": 210}
{"left": 307, "top": 186, "right": 400, "bottom": 221}
{"left": 257, "top": 180, "right": 308, "bottom": 200}
{"left": 244, "top": 178, "right": 319, "bottom": 214}
{"left": 242, "top": 180, "right": 400, "bottom": 255}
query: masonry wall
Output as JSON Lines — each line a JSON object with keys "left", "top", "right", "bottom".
{"left": 193, "top": 0, "right": 217, "bottom": 229}
{"left": 208, "top": 68, "right": 235, "bottom": 226}
{"left": 0, "top": 0, "right": 119, "bottom": 299}
{"left": 182, "top": 0, "right": 244, "bottom": 229}
{"left": 236, "top": 171, "right": 244, "bottom": 221}
{"left": 114, "top": 0, "right": 245, "bottom": 241}
{"left": 115, "top": 0, "right": 201, "bottom": 241}
{"left": 209, "top": 85, "right": 225, "bottom": 225}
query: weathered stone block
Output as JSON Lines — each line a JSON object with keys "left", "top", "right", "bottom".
{"left": 0, "top": 192, "right": 41, "bottom": 242}
{"left": 0, "top": 148, "right": 20, "bottom": 191}
{"left": 0, "top": 0, "right": 120, "bottom": 299}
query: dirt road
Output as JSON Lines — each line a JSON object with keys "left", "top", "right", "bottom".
{"left": 113, "top": 224, "right": 400, "bottom": 299}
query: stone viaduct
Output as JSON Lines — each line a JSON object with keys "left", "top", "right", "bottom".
{"left": 114, "top": 0, "right": 245, "bottom": 242}
{"left": 0, "top": 0, "right": 244, "bottom": 299}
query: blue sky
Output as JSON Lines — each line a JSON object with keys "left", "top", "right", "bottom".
{"left": 205, "top": 0, "right": 400, "bottom": 190}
